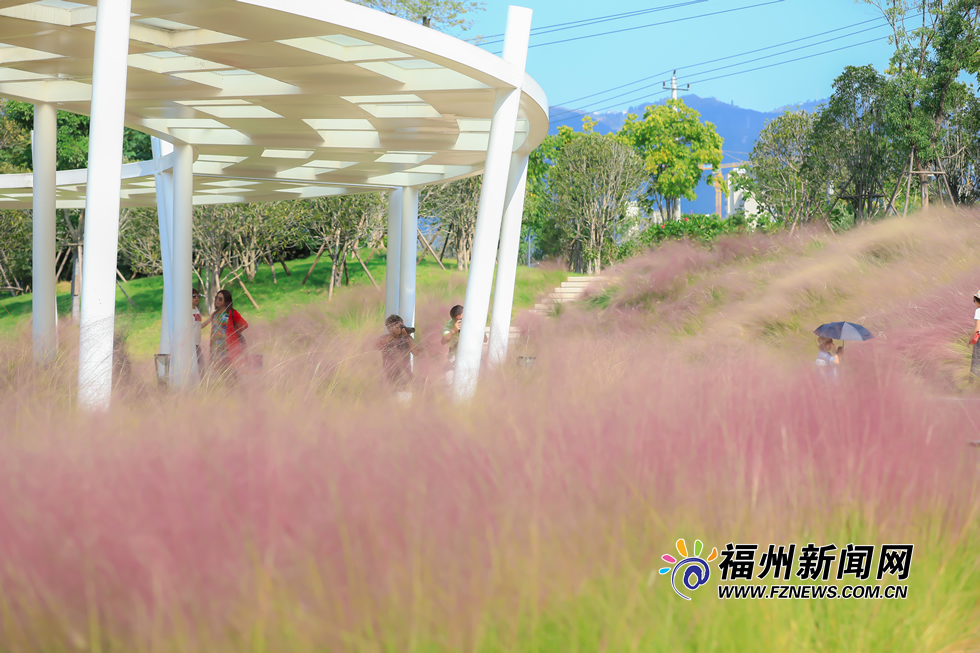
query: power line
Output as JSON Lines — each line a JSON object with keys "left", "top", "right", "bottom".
{"left": 549, "top": 20, "right": 893, "bottom": 123}
{"left": 551, "top": 34, "right": 888, "bottom": 124}
{"left": 674, "top": 22, "right": 888, "bottom": 81}
{"left": 485, "top": 0, "right": 786, "bottom": 54}
{"left": 681, "top": 35, "right": 887, "bottom": 86}
{"left": 552, "top": 15, "right": 885, "bottom": 110}
{"left": 474, "top": 0, "right": 710, "bottom": 45}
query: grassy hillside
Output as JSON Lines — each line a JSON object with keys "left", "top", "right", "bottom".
{"left": 4, "top": 212, "right": 980, "bottom": 652}
{"left": 564, "top": 209, "right": 980, "bottom": 393}
{"left": 0, "top": 250, "right": 568, "bottom": 359}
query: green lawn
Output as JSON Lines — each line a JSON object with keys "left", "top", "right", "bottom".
{"left": 0, "top": 250, "right": 567, "bottom": 358}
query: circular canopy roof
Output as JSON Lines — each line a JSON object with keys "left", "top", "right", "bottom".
{"left": 0, "top": 0, "right": 548, "bottom": 207}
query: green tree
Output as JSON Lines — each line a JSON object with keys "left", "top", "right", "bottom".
{"left": 420, "top": 176, "right": 481, "bottom": 270}
{"left": 4, "top": 101, "right": 152, "bottom": 170}
{"left": 523, "top": 123, "right": 584, "bottom": 263}
{"left": 809, "top": 65, "right": 891, "bottom": 223}
{"left": 746, "top": 110, "right": 825, "bottom": 229}
{"left": 865, "top": 0, "right": 980, "bottom": 209}
{"left": 547, "top": 132, "right": 644, "bottom": 274}
{"left": 618, "top": 99, "right": 724, "bottom": 220}
{"left": 0, "top": 99, "right": 30, "bottom": 173}
{"left": 940, "top": 95, "right": 980, "bottom": 204}
{"left": 298, "top": 193, "right": 387, "bottom": 299}
{"left": 350, "top": 0, "right": 483, "bottom": 32}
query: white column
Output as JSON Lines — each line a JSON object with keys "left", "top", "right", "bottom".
{"left": 168, "top": 142, "right": 197, "bottom": 388}
{"left": 398, "top": 186, "right": 419, "bottom": 329}
{"left": 384, "top": 188, "right": 402, "bottom": 319}
{"left": 32, "top": 102, "right": 57, "bottom": 364}
{"left": 453, "top": 5, "right": 532, "bottom": 401}
{"left": 151, "top": 137, "right": 174, "bottom": 356}
{"left": 76, "top": 0, "right": 133, "bottom": 410}
{"left": 487, "top": 153, "right": 529, "bottom": 367}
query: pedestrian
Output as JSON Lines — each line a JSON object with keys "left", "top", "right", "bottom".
{"left": 202, "top": 289, "right": 248, "bottom": 378}
{"left": 191, "top": 288, "right": 204, "bottom": 372}
{"left": 441, "top": 304, "right": 463, "bottom": 385}
{"left": 376, "top": 314, "right": 418, "bottom": 398}
{"left": 815, "top": 336, "right": 842, "bottom": 380}
{"left": 970, "top": 291, "right": 980, "bottom": 381}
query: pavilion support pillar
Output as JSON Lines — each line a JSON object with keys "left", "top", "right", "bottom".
{"left": 32, "top": 101, "right": 58, "bottom": 364}
{"left": 398, "top": 186, "right": 419, "bottom": 330}
{"left": 168, "top": 142, "right": 197, "bottom": 388}
{"left": 453, "top": 5, "right": 532, "bottom": 401}
{"left": 487, "top": 152, "right": 530, "bottom": 368}
{"left": 384, "top": 187, "right": 403, "bottom": 319}
{"left": 151, "top": 137, "right": 174, "bottom": 357}
{"left": 77, "top": 0, "right": 133, "bottom": 410}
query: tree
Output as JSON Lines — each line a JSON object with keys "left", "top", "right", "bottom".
{"left": 746, "top": 110, "right": 825, "bottom": 229}
{"left": 939, "top": 95, "right": 980, "bottom": 205}
{"left": 420, "top": 176, "right": 481, "bottom": 270}
{"left": 547, "top": 132, "right": 644, "bottom": 274}
{"left": 0, "top": 99, "right": 29, "bottom": 174}
{"left": 523, "top": 124, "right": 583, "bottom": 263}
{"left": 864, "top": 0, "right": 980, "bottom": 210}
{"left": 4, "top": 101, "right": 152, "bottom": 170}
{"left": 300, "top": 193, "right": 387, "bottom": 298}
{"left": 0, "top": 211, "right": 31, "bottom": 294}
{"left": 118, "top": 208, "right": 163, "bottom": 277}
{"left": 618, "top": 99, "right": 724, "bottom": 220}
{"left": 809, "top": 65, "right": 891, "bottom": 223}
{"left": 350, "top": 0, "right": 483, "bottom": 32}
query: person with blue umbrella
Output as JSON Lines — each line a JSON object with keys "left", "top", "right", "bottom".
{"left": 812, "top": 322, "right": 874, "bottom": 379}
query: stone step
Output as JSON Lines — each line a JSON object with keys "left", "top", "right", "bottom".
{"left": 526, "top": 275, "right": 610, "bottom": 318}
{"left": 483, "top": 326, "right": 522, "bottom": 335}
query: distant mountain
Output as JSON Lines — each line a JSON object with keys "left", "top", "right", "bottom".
{"left": 548, "top": 94, "right": 827, "bottom": 215}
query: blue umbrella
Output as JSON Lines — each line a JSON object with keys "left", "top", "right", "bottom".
{"left": 813, "top": 322, "right": 874, "bottom": 341}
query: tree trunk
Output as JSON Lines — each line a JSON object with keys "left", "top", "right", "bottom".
{"left": 438, "top": 230, "right": 450, "bottom": 263}
{"left": 302, "top": 240, "right": 329, "bottom": 285}
{"left": 266, "top": 254, "right": 277, "bottom": 284}
{"left": 920, "top": 169, "right": 929, "bottom": 211}
{"left": 903, "top": 155, "right": 914, "bottom": 216}
{"left": 327, "top": 230, "right": 342, "bottom": 300}
{"left": 207, "top": 266, "right": 221, "bottom": 314}
{"left": 71, "top": 210, "right": 85, "bottom": 321}
{"left": 352, "top": 248, "right": 380, "bottom": 291}
{"left": 0, "top": 256, "right": 16, "bottom": 297}
{"left": 279, "top": 256, "right": 291, "bottom": 276}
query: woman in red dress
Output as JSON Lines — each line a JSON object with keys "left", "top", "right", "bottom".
{"left": 202, "top": 289, "right": 248, "bottom": 378}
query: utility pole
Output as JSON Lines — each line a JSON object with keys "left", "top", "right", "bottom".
{"left": 663, "top": 70, "right": 689, "bottom": 100}
{"left": 663, "top": 71, "right": 690, "bottom": 218}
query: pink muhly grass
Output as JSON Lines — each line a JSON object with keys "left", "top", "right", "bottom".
{"left": 1, "top": 326, "right": 977, "bottom": 649}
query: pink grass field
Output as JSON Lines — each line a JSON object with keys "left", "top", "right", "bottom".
{"left": 2, "top": 211, "right": 980, "bottom": 651}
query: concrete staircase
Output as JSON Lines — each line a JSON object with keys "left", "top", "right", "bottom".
{"left": 530, "top": 275, "right": 606, "bottom": 316}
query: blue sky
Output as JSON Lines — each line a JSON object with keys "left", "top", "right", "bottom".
{"left": 470, "top": 0, "right": 898, "bottom": 114}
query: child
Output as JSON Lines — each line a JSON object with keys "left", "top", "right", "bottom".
{"left": 815, "top": 336, "right": 842, "bottom": 380}
{"left": 377, "top": 314, "right": 419, "bottom": 393}
{"left": 441, "top": 304, "right": 463, "bottom": 385}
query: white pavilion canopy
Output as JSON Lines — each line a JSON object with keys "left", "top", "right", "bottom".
{"left": 0, "top": 0, "right": 548, "bottom": 206}
{"left": 5, "top": 0, "right": 546, "bottom": 408}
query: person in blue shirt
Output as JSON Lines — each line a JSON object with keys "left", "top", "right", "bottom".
{"left": 815, "top": 336, "right": 842, "bottom": 380}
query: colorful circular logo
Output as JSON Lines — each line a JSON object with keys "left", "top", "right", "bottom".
{"left": 659, "top": 538, "right": 718, "bottom": 600}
